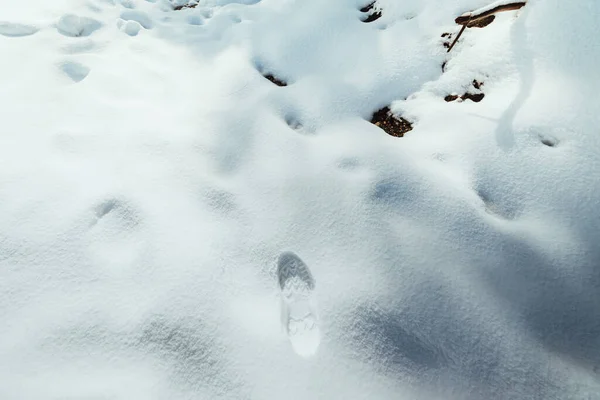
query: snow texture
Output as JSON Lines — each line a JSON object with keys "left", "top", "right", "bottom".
{"left": 459, "top": 0, "right": 526, "bottom": 18}
{"left": 1, "top": 0, "right": 599, "bottom": 399}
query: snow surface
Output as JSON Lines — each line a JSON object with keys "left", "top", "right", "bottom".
{"left": 1, "top": 0, "right": 600, "bottom": 399}
{"left": 459, "top": 0, "right": 526, "bottom": 19}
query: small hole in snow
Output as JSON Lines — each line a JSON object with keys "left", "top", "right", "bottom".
{"left": 263, "top": 73, "right": 287, "bottom": 87}
{"left": 285, "top": 115, "right": 303, "bottom": 130}
{"left": 540, "top": 136, "right": 558, "bottom": 147}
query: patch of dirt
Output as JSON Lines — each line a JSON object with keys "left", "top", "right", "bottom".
{"left": 360, "top": 1, "right": 382, "bottom": 23}
{"left": 445, "top": 93, "right": 485, "bottom": 103}
{"left": 441, "top": 32, "right": 453, "bottom": 49}
{"left": 445, "top": 80, "right": 485, "bottom": 103}
{"left": 370, "top": 107, "right": 413, "bottom": 137}
{"left": 263, "top": 73, "right": 287, "bottom": 87}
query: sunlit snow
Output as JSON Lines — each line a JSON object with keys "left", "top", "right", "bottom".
{"left": 1, "top": 0, "right": 599, "bottom": 399}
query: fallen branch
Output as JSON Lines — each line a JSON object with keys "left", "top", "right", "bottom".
{"left": 447, "top": 0, "right": 526, "bottom": 52}
{"left": 455, "top": 1, "right": 526, "bottom": 26}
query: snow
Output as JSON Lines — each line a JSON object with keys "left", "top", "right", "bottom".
{"left": 459, "top": 0, "right": 526, "bottom": 19}
{"left": 1, "top": 0, "right": 599, "bottom": 399}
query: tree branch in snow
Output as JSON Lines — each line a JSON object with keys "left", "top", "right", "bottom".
{"left": 447, "top": 20, "right": 470, "bottom": 53}
{"left": 455, "top": 1, "right": 526, "bottom": 27}
{"left": 447, "top": 1, "right": 526, "bottom": 52}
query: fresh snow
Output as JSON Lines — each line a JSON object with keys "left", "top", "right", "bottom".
{"left": 1, "top": 0, "right": 599, "bottom": 399}
{"left": 458, "top": 0, "right": 526, "bottom": 19}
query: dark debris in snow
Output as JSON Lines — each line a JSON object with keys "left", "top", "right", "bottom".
{"left": 370, "top": 107, "right": 413, "bottom": 137}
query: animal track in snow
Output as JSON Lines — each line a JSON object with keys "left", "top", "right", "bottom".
{"left": 0, "top": 22, "right": 39, "bottom": 37}
{"left": 57, "top": 14, "right": 102, "bottom": 37}
{"left": 60, "top": 61, "right": 90, "bottom": 82}
{"left": 277, "top": 251, "right": 320, "bottom": 357}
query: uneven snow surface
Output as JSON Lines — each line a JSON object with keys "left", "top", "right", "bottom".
{"left": 1, "top": 0, "right": 600, "bottom": 398}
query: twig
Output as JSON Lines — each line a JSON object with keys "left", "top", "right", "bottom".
{"left": 447, "top": 16, "right": 470, "bottom": 53}
{"left": 447, "top": 1, "right": 526, "bottom": 52}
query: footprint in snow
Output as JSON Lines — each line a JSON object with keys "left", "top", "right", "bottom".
{"left": 87, "top": 198, "right": 144, "bottom": 275}
{"left": 277, "top": 251, "right": 320, "bottom": 357}
{"left": 60, "top": 61, "right": 90, "bottom": 83}
{"left": 0, "top": 22, "right": 39, "bottom": 37}
{"left": 57, "top": 14, "right": 102, "bottom": 37}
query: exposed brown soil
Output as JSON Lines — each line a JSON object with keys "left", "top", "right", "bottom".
{"left": 445, "top": 92, "right": 485, "bottom": 102}
{"left": 441, "top": 32, "right": 453, "bottom": 49}
{"left": 370, "top": 107, "right": 413, "bottom": 137}
{"left": 445, "top": 80, "right": 485, "bottom": 103}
